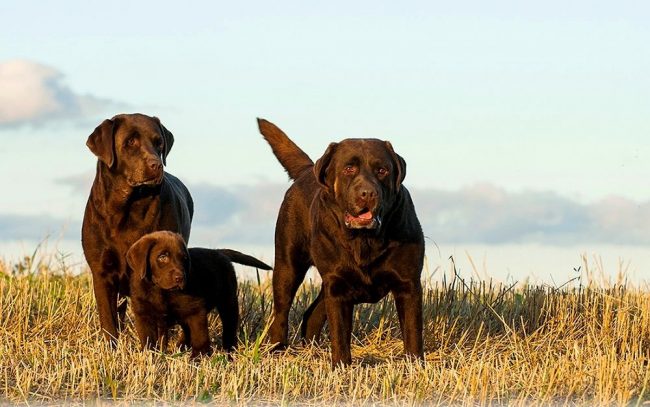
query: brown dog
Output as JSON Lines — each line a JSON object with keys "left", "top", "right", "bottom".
{"left": 81, "top": 113, "right": 193, "bottom": 343}
{"left": 126, "top": 231, "right": 272, "bottom": 357}
{"left": 258, "top": 118, "right": 425, "bottom": 366}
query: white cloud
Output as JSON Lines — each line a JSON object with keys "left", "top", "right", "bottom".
{"left": 0, "top": 213, "right": 80, "bottom": 241}
{"left": 22, "top": 179, "right": 650, "bottom": 246}
{"left": 412, "top": 184, "right": 650, "bottom": 245}
{"left": 0, "top": 59, "right": 125, "bottom": 127}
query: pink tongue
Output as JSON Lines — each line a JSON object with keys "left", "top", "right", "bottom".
{"left": 357, "top": 211, "right": 373, "bottom": 220}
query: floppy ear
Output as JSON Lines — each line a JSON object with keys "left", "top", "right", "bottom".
{"left": 313, "top": 142, "right": 338, "bottom": 190}
{"left": 126, "top": 235, "right": 155, "bottom": 281}
{"left": 86, "top": 119, "right": 115, "bottom": 167}
{"left": 153, "top": 116, "right": 174, "bottom": 166}
{"left": 384, "top": 141, "right": 406, "bottom": 191}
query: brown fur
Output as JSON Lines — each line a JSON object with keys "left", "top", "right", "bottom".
{"left": 81, "top": 113, "right": 193, "bottom": 343}
{"left": 258, "top": 118, "right": 425, "bottom": 366}
{"left": 126, "top": 231, "right": 272, "bottom": 357}
{"left": 258, "top": 119, "right": 314, "bottom": 180}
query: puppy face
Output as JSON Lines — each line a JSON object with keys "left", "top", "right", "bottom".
{"left": 314, "top": 139, "right": 406, "bottom": 230}
{"left": 86, "top": 113, "right": 175, "bottom": 187}
{"left": 126, "top": 231, "right": 190, "bottom": 290}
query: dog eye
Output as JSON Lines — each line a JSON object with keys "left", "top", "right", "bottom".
{"left": 157, "top": 254, "right": 169, "bottom": 262}
{"left": 377, "top": 167, "right": 389, "bottom": 176}
{"left": 126, "top": 137, "right": 137, "bottom": 147}
{"left": 343, "top": 165, "right": 357, "bottom": 175}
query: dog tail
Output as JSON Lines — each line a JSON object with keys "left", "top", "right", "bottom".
{"left": 218, "top": 249, "right": 272, "bottom": 270}
{"left": 257, "top": 118, "right": 314, "bottom": 180}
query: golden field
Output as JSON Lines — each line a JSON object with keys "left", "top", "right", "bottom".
{"left": 1, "top": 252, "right": 650, "bottom": 405}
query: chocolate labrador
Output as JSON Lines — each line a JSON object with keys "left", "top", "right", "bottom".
{"left": 81, "top": 113, "right": 193, "bottom": 343}
{"left": 126, "top": 231, "right": 272, "bottom": 357}
{"left": 258, "top": 118, "right": 425, "bottom": 366}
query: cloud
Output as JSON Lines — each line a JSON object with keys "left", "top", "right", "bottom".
{"left": 179, "top": 183, "right": 285, "bottom": 246}
{"left": 52, "top": 176, "right": 285, "bottom": 246}
{"left": 412, "top": 183, "right": 650, "bottom": 245}
{"left": 190, "top": 181, "right": 650, "bottom": 246}
{"left": 13, "top": 178, "right": 650, "bottom": 246}
{"left": 0, "top": 213, "right": 80, "bottom": 241}
{"left": 0, "top": 60, "right": 126, "bottom": 127}
{"left": 587, "top": 196, "right": 650, "bottom": 245}
{"left": 55, "top": 171, "right": 94, "bottom": 195}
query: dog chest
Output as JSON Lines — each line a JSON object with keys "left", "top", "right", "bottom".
{"left": 323, "top": 264, "right": 402, "bottom": 304}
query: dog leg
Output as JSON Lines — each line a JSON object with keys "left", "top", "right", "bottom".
{"left": 301, "top": 288, "right": 327, "bottom": 343}
{"left": 133, "top": 313, "right": 159, "bottom": 351}
{"left": 92, "top": 278, "right": 119, "bottom": 344}
{"left": 323, "top": 291, "right": 354, "bottom": 367}
{"left": 393, "top": 281, "right": 424, "bottom": 359}
{"left": 216, "top": 288, "right": 239, "bottom": 351}
{"left": 177, "top": 322, "right": 191, "bottom": 350}
{"left": 186, "top": 311, "right": 211, "bottom": 358}
{"left": 269, "top": 253, "right": 310, "bottom": 350}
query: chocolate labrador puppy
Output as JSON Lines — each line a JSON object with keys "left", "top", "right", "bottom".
{"left": 126, "top": 231, "right": 272, "bottom": 357}
{"left": 82, "top": 113, "right": 193, "bottom": 343}
{"left": 258, "top": 119, "right": 425, "bottom": 366}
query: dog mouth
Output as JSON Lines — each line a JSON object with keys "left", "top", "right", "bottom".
{"left": 344, "top": 208, "right": 381, "bottom": 229}
{"left": 128, "top": 174, "right": 163, "bottom": 187}
{"left": 164, "top": 282, "right": 185, "bottom": 291}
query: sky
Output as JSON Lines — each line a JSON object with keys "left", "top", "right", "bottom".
{"left": 0, "top": 1, "right": 649, "bottom": 283}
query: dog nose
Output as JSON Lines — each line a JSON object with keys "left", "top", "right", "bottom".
{"left": 174, "top": 274, "right": 184, "bottom": 284}
{"left": 148, "top": 159, "right": 163, "bottom": 172}
{"left": 359, "top": 188, "right": 376, "bottom": 200}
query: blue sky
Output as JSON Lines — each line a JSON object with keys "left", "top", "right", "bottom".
{"left": 1, "top": 1, "right": 649, "bottom": 280}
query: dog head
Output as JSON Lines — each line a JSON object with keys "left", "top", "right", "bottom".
{"left": 126, "top": 231, "right": 190, "bottom": 290}
{"left": 86, "top": 113, "right": 174, "bottom": 187}
{"left": 314, "top": 138, "right": 406, "bottom": 230}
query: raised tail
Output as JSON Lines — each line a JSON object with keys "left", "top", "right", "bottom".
{"left": 257, "top": 118, "right": 314, "bottom": 180}
{"left": 218, "top": 249, "right": 272, "bottom": 270}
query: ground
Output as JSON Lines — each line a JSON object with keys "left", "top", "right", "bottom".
{"left": 1, "top": 254, "right": 650, "bottom": 405}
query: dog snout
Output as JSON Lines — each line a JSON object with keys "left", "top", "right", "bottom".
{"left": 354, "top": 182, "right": 379, "bottom": 207}
{"left": 359, "top": 188, "right": 376, "bottom": 200}
{"left": 173, "top": 272, "right": 184, "bottom": 284}
{"left": 147, "top": 158, "right": 163, "bottom": 172}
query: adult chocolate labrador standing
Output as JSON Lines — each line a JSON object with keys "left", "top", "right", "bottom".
{"left": 82, "top": 113, "right": 193, "bottom": 343}
{"left": 258, "top": 118, "right": 425, "bottom": 366}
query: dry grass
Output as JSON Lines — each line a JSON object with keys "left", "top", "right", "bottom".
{"left": 1, "top": 252, "right": 650, "bottom": 405}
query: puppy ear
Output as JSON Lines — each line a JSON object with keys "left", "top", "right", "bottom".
{"left": 313, "top": 142, "right": 338, "bottom": 190}
{"left": 153, "top": 116, "right": 174, "bottom": 166}
{"left": 384, "top": 141, "right": 406, "bottom": 191}
{"left": 126, "top": 235, "right": 155, "bottom": 281}
{"left": 86, "top": 119, "right": 115, "bottom": 167}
